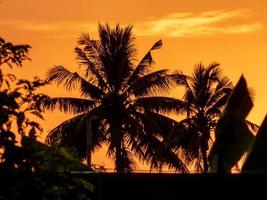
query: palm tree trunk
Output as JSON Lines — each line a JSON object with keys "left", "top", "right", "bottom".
{"left": 201, "top": 128, "right": 210, "bottom": 173}
{"left": 86, "top": 118, "right": 92, "bottom": 168}
{"left": 217, "top": 149, "right": 225, "bottom": 174}
{"left": 201, "top": 145, "right": 208, "bottom": 173}
{"left": 115, "top": 141, "right": 123, "bottom": 173}
{"left": 159, "top": 163, "right": 163, "bottom": 173}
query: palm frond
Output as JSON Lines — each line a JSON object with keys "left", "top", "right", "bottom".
{"left": 125, "top": 112, "right": 183, "bottom": 170}
{"left": 140, "top": 133, "right": 188, "bottom": 172}
{"left": 206, "top": 62, "right": 221, "bottom": 79}
{"left": 120, "top": 147, "right": 136, "bottom": 173}
{"left": 132, "top": 111, "right": 178, "bottom": 140}
{"left": 41, "top": 97, "right": 96, "bottom": 114}
{"left": 171, "top": 71, "right": 193, "bottom": 85}
{"left": 106, "top": 142, "right": 136, "bottom": 173}
{"left": 206, "top": 87, "right": 232, "bottom": 108}
{"left": 45, "top": 110, "right": 105, "bottom": 158}
{"left": 74, "top": 46, "right": 107, "bottom": 89}
{"left": 79, "top": 78, "right": 105, "bottom": 99}
{"left": 46, "top": 65, "right": 104, "bottom": 99}
{"left": 132, "top": 111, "right": 160, "bottom": 135}
{"left": 74, "top": 114, "right": 107, "bottom": 154}
{"left": 205, "top": 90, "right": 231, "bottom": 117}
{"left": 192, "top": 63, "right": 205, "bottom": 85}
{"left": 98, "top": 23, "right": 136, "bottom": 90}
{"left": 191, "top": 63, "right": 213, "bottom": 107}
{"left": 215, "top": 76, "right": 232, "bottom": 91}
{"left": 145, "top": 112, "right": 178, "bottom": 131}
{"left": 134, "top": 96, "right": 186, "bottom": 115}
{"left": 168, "top": 120, "right": 201, "bottom": 161}
{"left": 46, "top": 65, "right": 84, "bottom": 91}
{"left": 127, "top": 40, "right": 162, "bottom": 85}
{"left": 45, "top": 113, "right": 86, "bottom": 145}
{"left": 123, "top": 113, "right": 187, "bottom": 172}
{"left": 123, "top": 117, "right": 146, "bottom": 163}
{"left": 77, "top": 33, "right": 100, "bottom": 55}
{"left": 205, "top": 106, "right": 222, "bottom": 118}
{"left": 204, "top": 76, "right": 232, "bottom": 115}
{"left": 127, "top": 70, "right": 174, "bottom": 97}
{"left": 172, "top": 71, "right": 197, "bottom": 105}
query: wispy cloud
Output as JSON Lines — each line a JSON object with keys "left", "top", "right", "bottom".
{"left": 0, "top": 9, "right": 263, "bottom": 38}
{"left": 0, "top": 20, "right": 98, "bottom": 38}
{"left": 135, "top": 9, "right": 263, "bottom": 37}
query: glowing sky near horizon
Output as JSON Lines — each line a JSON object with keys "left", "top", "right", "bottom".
{"left": 0, "top": 0, "right": 266, "bottom": 171}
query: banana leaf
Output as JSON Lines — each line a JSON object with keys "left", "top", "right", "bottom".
{"left": 209, "top": 75, "right": 255, "bottom": 173}
{"left": 242, "top": 115, "right": 267, "bottom": 173}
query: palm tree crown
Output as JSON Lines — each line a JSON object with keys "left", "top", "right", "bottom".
{"left": 43, "top": 24, "right": 187, "bottom": 173}
{"left": 168, "top": 63, "right": 233, "bottom": 172}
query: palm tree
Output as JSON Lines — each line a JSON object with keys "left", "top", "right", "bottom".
{"left": 42, "top": 24, "right": 187, "bottom": 173}
{"left": 167, "top": 63, "right": 233, "bottom": 172}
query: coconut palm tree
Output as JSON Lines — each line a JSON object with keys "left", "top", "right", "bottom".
{"left": 42, "top": 24, "right": 187, "bottom": 173}
{"left": 167, "top": 63, "right": 233, "bottom": 172}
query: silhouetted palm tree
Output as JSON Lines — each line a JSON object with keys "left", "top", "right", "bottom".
{"left": 168, "top": 63, "right": 233, "bottom": 172}
{"left": 43, "top": 24, "right": 187, "bottom": 173}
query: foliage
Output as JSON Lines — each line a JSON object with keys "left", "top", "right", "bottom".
{"left": 0, "top": 36, "right": 47, "bottom": 155}
{"left": 42, "top": 24, "right": 188, "bottom": 173}
{"left": 0, "top": 77, "right": 48, "bottom": 137}
{"left": 0, "top": 37, "right": 31, "bottom": 68}
{"left": 167, "top": 63, "right": 233, "bottom": 172}
{"left": 0, "top": 136, "right": 94, "bottom": 200}
{"left": 0, "top": 37, "right": 94, "bottom": 199}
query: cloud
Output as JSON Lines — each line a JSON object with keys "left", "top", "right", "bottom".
{"left": 0, "top": 9, "right": 263, "bottom": 38}
{"left": 135, "top": 9, "right": 263, "bottom": 37}
{"left": 0, "top": 20, "right": 98, "bottom": 37}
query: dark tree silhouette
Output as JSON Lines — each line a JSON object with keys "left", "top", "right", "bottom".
{"left": 0, "top": 37, "right": 30, "bottom": 68}
{"left": 0, "top": 37, "right": 31, "bottom": 88}
{"left": 0, "top": 37, "right": 48, "bottom": 163}
{"left": 43, "top": 24, "right": 188, "bottom": 173}
{"left": 0, "top": 37, "right": 93, "bottom": 199}
{"left": 0, "top": 37, "right": 45, "bottom": 138}
{"left": 0, "top": 136, "right": 94, "bottom": 200}
{"left": 168, "top": 63, "right": 233, "bottom": 172}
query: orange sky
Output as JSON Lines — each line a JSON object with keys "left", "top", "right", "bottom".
{"left": 1, "top": 0, "right": 266, "bottom": 171}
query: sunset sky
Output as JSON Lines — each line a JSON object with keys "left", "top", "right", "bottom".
{"left": 1, "top": 0, "right": 266, "bottom": 171}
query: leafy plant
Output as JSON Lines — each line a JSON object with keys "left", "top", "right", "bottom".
{"left": 0, "top": 37, "right": 94, "bottom": 199}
